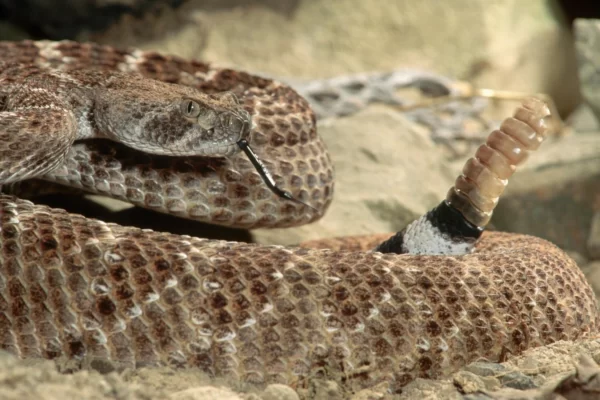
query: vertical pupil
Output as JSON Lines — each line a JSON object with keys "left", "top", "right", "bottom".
{"left": 187, "top": 102, "right": 194, "bottom": 114}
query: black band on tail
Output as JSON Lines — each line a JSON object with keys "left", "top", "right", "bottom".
{"left": 428, "top": 200, "right": 483, "bottom": 241}
{"left": 374, "top": 228, "right": 406, "bottom": 254}
{"left": 375, "top": 201, "right": 483, "bottom": 254}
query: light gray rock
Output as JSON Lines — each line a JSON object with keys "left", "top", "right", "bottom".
{"left": 566, "top": 250, "right": 588, "bottom": 269}
{"left": 89, "top": 0, "right": 579, "bottom": 115}
{"left": 464, "top": 362, "right": 510, "bottom": 377}
{"left": 581, "top": 261, "right": 600, "bottom": 299}
{"left": 575, "top": 19, "right": 600, "bottom": 126}
{"left": 399, "top": 378, "right": 462, "bottom": 400}
{"left": 0, "top": 351, "right": 164, "bottom": 400}
{"left": 169, "top": 387, "right": 243, "bottom": 400}
{"left": 568, "top": 103, "right": 600, "bottom": 133}
{"left": 260, "top": 384, "right": 299, "bottom": 400}
{"left": 497, "top": 372, "right": 537, "bottom": 391}
{"left": 587, "top": 212, "right": 600, "bottom": 260}
{"left": 453, "top": 371, "right": 489, "bottom": 394}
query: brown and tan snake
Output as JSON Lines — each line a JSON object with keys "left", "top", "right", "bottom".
{"left": 0, "top": 40, "right": 598, "bottom": 395}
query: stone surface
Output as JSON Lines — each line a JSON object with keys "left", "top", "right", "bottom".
{"left": 582, "top": 261, "right": 600, "bottom": 299}
{"left": 0, "top": 0, "right": 182, "bottom": 39}
{"left": 0, "top": 21, "right": 30, "bottom": 41}
{"left": 169, "top": 387, "right": 242, "bottom": 400}
{"left": 253, "top": 107, "right": 455, "bottom": 245}
{"left": 463, "top": 362, "right": 509, "bottom": 377}
{"left": 566, "top": 250, "right": 589, "bottom": 269}
{"left": 453, "top": 371, "right": 489, "bottom": 394}
{"left": 348, "top": 383, "right": 388, "bottom": 400}
{"left": 497, "top": 372, "right": 537, "bottom": 390}
{"left": 0, "top": 351, "right": 162, "bottom": 400}
{"left": 398, "top": 378, "right": 462, "bottom": 400}
{"left": 421, "top": 339, "right": 600, "bottom": 399}
{"left": 462, "top": 352, "right": 600, "bottom": 399}
{"left": 587, "top": 212, "right": 600, "bottom": 259}
{"left": 88, "top": 0, "right": 579, "bottom": 115}
{"left": 575, "top": 19, "right": 600, "bottom": 125}
{"left": 260, "top": 384, "right": 299, "bottom": 400}
{"left": 4, "top": 339, "right": 600, "bottom": 400}
{"left": 568, "top": 103, "right": 600, "bottom": 133}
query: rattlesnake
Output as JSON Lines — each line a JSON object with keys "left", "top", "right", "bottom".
{"left": 0, "top": 40, "right": 597, "bottom": 395}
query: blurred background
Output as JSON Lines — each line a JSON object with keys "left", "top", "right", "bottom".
{"left": 0, "top": 0, "right": 597, "bottom": 115}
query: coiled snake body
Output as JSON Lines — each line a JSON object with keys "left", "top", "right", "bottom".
{"left": 0, "top": 41, "right": 597, "bottom": 394}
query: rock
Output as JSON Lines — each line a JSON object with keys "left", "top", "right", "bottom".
{"left": 453, "top": 371, "right": 488, "bottom": 393}
{"left": 169, "top": 387, "right": 243, "bottom": 400}
{"left": 581, "top": 261, "right": 600, "bottom": 298}
{"left": 0, "top": 21, "right": 30, "bottom": 41}
{"left": 460, "top": 351, "right": 600, "bottom": 399}
{"left": 121, "top": 367, "right": 221, "bottom": 397}
{"left": 252, "top": 107, "right": 455, "bottom": 245}
{"left": 349, "top": 382, "right": 389, "bottom": 399}
{"left": 502, "top": 340, "right": 600, "bottom": 380}
{"left": 398, "top": 378, "right": 462, "bottom": 399}
{"left": 260, "top": 384, "right": 299, "bottom": 400}
{"left": 456, "top": 340, "right": 600, "bottom": 399}
{"left": 2, "top": 0, "right": 182, "bottom": 39}
{"left": 575, "top": 19, "right": 600, "bottom": 126}
{"left": 588, "top": 212, "right": 600, "bottom": 259}
{"left": 552, "top": 354, "right": 600, "bottom": 397}
{"left": 497, "top": 372, "right": 537, "bottom": 390}
{"left": 88, "top": 0, "right": 579, "bottom": 115}
{"left": 463, "top": 362, "right": 509, "bottom": 377}
{"left": 568, "top": 103, "right": 600, "bottom": 133}
{"left": 565, "top": 250, "right": 588, "bottom": 269}
{"left": 480, "top": 133, "right": 600, "bottom": 255}
{"left": 0, "top": 351, "right": 164, "bottom": 400}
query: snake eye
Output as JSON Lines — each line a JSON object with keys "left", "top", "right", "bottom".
{"left": 181, "top": 99, "right": 201, "bottom": 118}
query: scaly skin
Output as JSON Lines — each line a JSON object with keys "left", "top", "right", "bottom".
{"left": 0, "top": 41, "right": 597, "bottom": 394}
{"left": 0, "top": 40, "right": 333, "bottom": 229}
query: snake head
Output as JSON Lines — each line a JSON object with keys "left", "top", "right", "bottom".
{"left": 94, "top": 77, "right": 253, "bottom": 157}
{"left": 173, "top": 92, "right": 253, "bottom": 156}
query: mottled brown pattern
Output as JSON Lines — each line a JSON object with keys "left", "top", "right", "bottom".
{"left": 300, "top": 233, "right": 395, "bottom": 251}
{"left": 0, "top": 197, "right": 597, "bottom": 393}
{"left": 0, "top": 41, "right": 597, "bottom": 394}
{"left": 0, "top": 40, "right": 332, "bottom": 227}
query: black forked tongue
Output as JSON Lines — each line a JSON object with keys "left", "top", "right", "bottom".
{"left": 237, "top": 140, "right": 317, "bottom": 212}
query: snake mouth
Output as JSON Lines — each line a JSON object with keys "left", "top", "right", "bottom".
{"left": 222, "top": 109, "right": 252, "bottom": 143}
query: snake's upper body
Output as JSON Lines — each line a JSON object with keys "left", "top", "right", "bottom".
{"left": 0, "top": 40, "right": 332, "bottom": 229}
{"left": 0, "top": 40, "right": 598, "bottom": 395}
